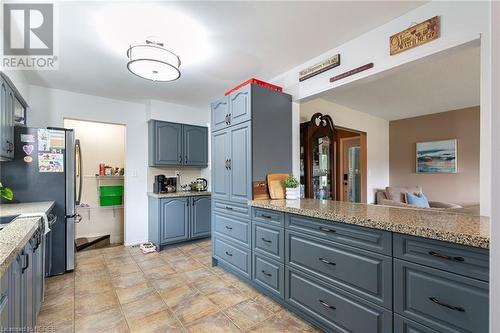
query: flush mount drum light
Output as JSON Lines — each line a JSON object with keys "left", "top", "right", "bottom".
{"left": 127, "top": 39, "right": 181, "bottom": 82}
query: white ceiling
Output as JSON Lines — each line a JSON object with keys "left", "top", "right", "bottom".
{"left": 24, "top": 1, "right": 426, "bottom": 109}
{"left": 316, "top": 40, "right": 480, "bottom": 121}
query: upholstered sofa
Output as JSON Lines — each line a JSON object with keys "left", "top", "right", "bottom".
{"left": 375, "top": 186, "right": 463, "bottom": 210}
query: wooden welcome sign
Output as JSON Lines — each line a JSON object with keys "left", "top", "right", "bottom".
{"left": 390, "top": 16, "right": 440, "bottom": 55}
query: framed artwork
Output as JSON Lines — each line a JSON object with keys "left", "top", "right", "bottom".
{"left": 416, "top": 139, "right": 457, "bottom": 173}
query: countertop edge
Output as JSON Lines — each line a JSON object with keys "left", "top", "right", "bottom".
{"left": 248, "top": 200, "right": 489, "bottom": 250}
{"left": 147, "top": 192, "right": 211, "bottom": 198}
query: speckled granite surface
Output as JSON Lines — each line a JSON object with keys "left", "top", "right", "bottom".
{"left": 0, "top": 201, "right": 55, "bottom": 276}
{"left": 0, "top": 201, "right": 55, "bottom": 217}
{"left": 148, "top": 191, "right": 211, "bottom": 198}
{"left": 249, "top": 199, "right": 490, "bottom": 249}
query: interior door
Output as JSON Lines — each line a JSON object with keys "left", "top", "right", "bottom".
{"left": 229, "top": 122, "right": 252, "bottom": 203}
{"left": 211, "top": 129, "right": 230, "bottom": 201}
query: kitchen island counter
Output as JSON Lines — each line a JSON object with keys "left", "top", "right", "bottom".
{"left": 248, "top": 199, "right": 490, "bottom": 249}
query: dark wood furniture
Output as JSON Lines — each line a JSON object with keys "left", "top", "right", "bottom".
{"left": 300, "top": 113, "right": 336, "bottom": 199}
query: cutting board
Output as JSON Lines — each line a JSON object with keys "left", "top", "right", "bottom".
{"left": 253, "top": 181, "right": 270, "bottom": 200}
{"left": 267, "top": 173, "right": 289, "bottom": 199}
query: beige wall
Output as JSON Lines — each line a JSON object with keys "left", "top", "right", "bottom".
{"left": 389, "top": 107, "right": 480, "bottom": 206}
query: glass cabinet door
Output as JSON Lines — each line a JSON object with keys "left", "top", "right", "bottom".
{"left": 312, "top": 135, "right": 332, "bottom": 199}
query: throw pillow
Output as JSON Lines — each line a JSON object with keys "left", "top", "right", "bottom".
{"left": 406, "top": 191, "right": 430, "bottom": 208}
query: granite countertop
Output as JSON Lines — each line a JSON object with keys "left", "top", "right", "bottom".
{"left": 0, "top": 201, "right": 55, "bottom": 276}
{"left": 148, "top": 191, "right": 211, "bottom": 198}
{"left": 0, "top": 201, "right": 55, "bottom": 217}
{"left": 248, "top": 199, "right": 490, "bottom": 249}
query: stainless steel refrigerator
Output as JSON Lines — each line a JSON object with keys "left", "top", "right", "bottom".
{"left": 0, "top": 126, "right": 79, "bottom": 276}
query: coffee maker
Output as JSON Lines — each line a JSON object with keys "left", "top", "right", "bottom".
{"left": 153, "top": 175, "right": 177, "bottom": 193}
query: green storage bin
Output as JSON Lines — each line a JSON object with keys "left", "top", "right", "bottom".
{"left": 99, "top": 185, "right": 124, "bottom": 206}
{"left": 100, "top": 195, "right": 123, "bottom": 206}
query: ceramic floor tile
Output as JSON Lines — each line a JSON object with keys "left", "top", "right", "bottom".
{"left": 115, "top": 280, "right": 156, "bottom": 304}
{"left": 127, "top": 309, "right": 185, "bottom": 333}
{"left": 137, "top": 257, "right": 166, "bottom": 271}
{"left": 75, "top": 277, "right": 114, "bottom": 297}
{"left": 106, "top": 255, "right": 137, "bottom": 267}
{"left": 75, "top": 289, "right": 120, "bottom": 316}
{"left": 132, "top": 252, "right": 161, "bottom": 262}
{"left": 206, "top": 285, "right": 249, "bottom": 309}
{"left": 159, "top": 284, "right": 199, "bottom": 308}
{"left": 75, "top": 306, "right": 129, "bottom": 333}
{"left": 177, "top": 242, "right": 201, "bottom": 253}
{"left": 36, "top": 301, "right": 74, "bottom": 328}
{"left": 192, "top": 274, "right": 232, "bottom": 295}
{"left": 185, "top": 311, "right": 241, "bottom": 333}
{"left": 224, "top": 299, "right": 273, "bottom": 331}
{"left": 183, "top": 267, "right": 213, "bottom": 282}
{"left": 150, "top": 273, "right": 186, "bottom": 292}
{"left": 121, "top": 292, "right": 168, "bottom": 322}
{"left": 162, "top": 252, "right": 190, "bottom": 264}
{"left": 111, "top": 271, "right": 147, "bottom": 288}
{"left": 143, "top": 264, "right": 176, "bottom": 279}
{"left": 252, "top": 294, "right": 284, "bottom": 314}
{"left": 108, "top": 262, "right": 141, "bottom": 276}
{"left": 171, "top": 293, "right": 219, "bottom": 325}
{"left": 169, "top": 257, "right": 203, "bottom": 272}
{"left": 246, "top": 310, "right": 312, "bottom": 333}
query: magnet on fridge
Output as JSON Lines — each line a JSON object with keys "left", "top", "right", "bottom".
{"left": 23, "top": 156, "right": 33, "bottom": 163}
{"left": 23, "top": 144, "right": 34, "bottom": 155}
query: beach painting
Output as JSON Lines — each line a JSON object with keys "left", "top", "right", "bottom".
{"left": 416, "top": 139, "right": 457, "bottom": 173}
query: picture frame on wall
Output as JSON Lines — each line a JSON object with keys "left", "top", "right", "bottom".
{"left": 416, "top": 139, "right": 457, "bottom": 173}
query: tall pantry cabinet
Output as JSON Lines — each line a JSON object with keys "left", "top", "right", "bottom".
{"left": 210, "top": 84, "right": 293, "bottom": 279}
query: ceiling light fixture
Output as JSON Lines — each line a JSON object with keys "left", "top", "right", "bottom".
{"left": 126, "top": 38, "right": 181, "bottom": 82}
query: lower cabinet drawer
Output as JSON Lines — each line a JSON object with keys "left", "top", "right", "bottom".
{"left": 394, "top": 259, "right": 489, "bottom": 333}
{"left": 252, "top": 253, "right": 284, "bottom": 299}
{"left": 286, "top": 230, "right": 392, "bottom": 308}
{"left": 394, "top": 314, "right": 439, "bottom": 333}
{"left": 214, "top": 236, "right": 250, "bottom": 278}
{"left": 285, "top": 267, "right": 392, "bottom": 333}
{"left": 214, "top": 212, "right": 250, "bottom": 247}
{"left": 213, "top": 200, "right": 250, "bottom": 219}
{"left": 252, "top": 222, "right": 284, "bottom": 262}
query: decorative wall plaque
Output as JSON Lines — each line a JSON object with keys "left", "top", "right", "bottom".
{"left": 390, "top": 16, "right": 440, "bottom": 56}
{"left": 299, "top": 54, "right": 340, "bottom": 82}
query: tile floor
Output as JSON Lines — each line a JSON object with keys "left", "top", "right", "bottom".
{"left": 36, "top": 239, "right": 321, "bottom": 333}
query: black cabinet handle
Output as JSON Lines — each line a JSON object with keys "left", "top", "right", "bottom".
{"left": 319, "top": 257, "right": 336, "bottom": 266}
{"left": 225, "top": 206, "right": 233, "bottom": 210}
{"left": 225, "top": 114, "right": 229, "bottom": 125}
{"left": 225, "top": 225, "right": 233, "bottom": 230}
{"left": 319, "top": 300, "right": 336, "bottom": 310}
{"left": 22, "top": 254, "right": 29, "bottom": 274}
{"left": 228, "top": 114, "right": 231, "bottom": 125}
{"left": 428, "top": 251, "right": 465, "bottom": 262}
{"left": 261, "top": 238, "right": 272, "bottom": 243}
{"left": 225, "top": 251, "right": 233, "bottom": 257}
{"left": 179, "top": 155, "right": 182, "bottom": 163}
{"left": 319, "top": 227, "right": 336, "bottom": 233}
{"left": 228, "top": 159, "right": 231, "bottom": 170}
{"left": 225, "top": 159, "right": 229, "bottom": 170}
{"left": 186, "top": 199, "right": 189, "bottom": 206}
{"left": 429, "top": 297, "right": 465, "bottom": 312}
{"left": 261, "top": 214, "right": 273, "bottom": 219}
{"left": 261, "top": 270, "right": 272, "bottom": 277}
{"left": 185, "top": 155, "right": 188, "bottom": 163}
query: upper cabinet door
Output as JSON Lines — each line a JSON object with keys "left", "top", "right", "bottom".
{"left": 211, "top": 129, "right": 230, "bottom": 201}
{"left": 150, "top": 121, "right": 183, "bottom": 166}
{"left": 229, "top": 122, "right": 252, "bottom": 204}
{"left": 183, "top": 125, "right": 208, "bottom": 166}
{"left": 228, "top": 85, "right": 251, "bottom": 127}
{"left": 211, "top": 96, "right": 229, "bottom": 132}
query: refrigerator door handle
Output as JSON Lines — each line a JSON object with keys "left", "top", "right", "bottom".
{"left": 75, "top": 214, "right": 82, "bottom": 224}
{"left": 75, "top": 139, "right": 83, "bottom": 205}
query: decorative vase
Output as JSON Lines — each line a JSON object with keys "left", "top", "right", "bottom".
{"left": 286, "top": 187, "right": 299, "bottom": 200}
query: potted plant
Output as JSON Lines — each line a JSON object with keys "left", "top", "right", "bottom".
{"left": 284, "top": 176, "right": 299, "bottom": 200}
{"left": 0, "top": 182, "right": 13, "bottom": 201}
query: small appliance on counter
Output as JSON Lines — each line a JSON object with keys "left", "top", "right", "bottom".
{"left": 191, "top": 178, "right": 208, "bottom": 192}
{"left": 153, "top": 175, "right": 177, "bottom": 193}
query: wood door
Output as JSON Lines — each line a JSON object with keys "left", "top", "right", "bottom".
{"left": 155, "top": 121, "right": 182, "bottom": 165}
{"left": 211, "top": 129, "right": 230, "bottom": 201}
{"left": 160, "top": 198, "right": 189, "bottom": 244}
{"left": 211, "top": 96, "right": 229, "bottom": 132}
{"left": 229, "top": 122, "right": 252, "bottom": 204}
{"left": 183, "top": 125, "right": 208, "bottom": 166}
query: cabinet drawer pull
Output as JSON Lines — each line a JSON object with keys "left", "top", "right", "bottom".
{"left": 185, "top": 155, "right": 188, "bottom": 163}
{"left": 225, "top": 225, "right": 233, "bottom": 230}
{"left": 319, "top": 257, "right": 336, "bottom": 266}
{"left": 22, "top": 254, "right": 29, "bottom": 273}
{"left": 260, "top": 214, "right": 273, "bottom": 219}
{"left": 225, "top": 251, "right": 233, "bottom": 257}
{"left": 429, "top": 297, "right": 465, "bottom": 312}
{"left": 319, "top": 299, "right": 336, "bottom": 310}
{"left": 225, "top": 206, "right": 233, "bottom": 210}
{"left": 228, "top": 159, "right": 231, "bottom": 170}
{"left": 428, "top": 251, "right": 465, "bottom": 262}
{"left": 261, "top": 238, "right": 272, "bottom": 243}
{"left": 225, "top": 159, "right": 229, "bottom": 170}
{"left": 318, "top": 227, "right": 336, "bottom": 233}
{"left": 261, "top": 270, "right": 272, "bottom": 277}
{"left": 179, "top": 155, "right": 182, "bottom": 163}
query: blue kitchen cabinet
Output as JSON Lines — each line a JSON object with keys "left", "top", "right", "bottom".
{"left": 0, "top": 265, "right": 8, "bottom": 328}
{"left": 0, "top": 78, "right": 14, "bottom": 161}
{"left": 148, "top": 120, "right": 208, "bottom": 167}
{"left": 160, "top": 198, "right": 189, "bottom": 244}
{"left": 228, "top": 84, "right": 251, "bottom": 126}
{"left": 190, "top": 196, "right": 211, "bottom": 239}
{"left": 211, "top": 129, "right": 230, "bottom": 201}
{"left": 210, "top": 96, "right": 229, "bottom": 132}
{"left": 183, "top": 125, "right": 208, "bottom": 166}
{"left": 228, "top": 122, "right": 252, "bottom": 204}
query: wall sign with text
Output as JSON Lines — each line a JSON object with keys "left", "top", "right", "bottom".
{"left": 299, "top": 54, "right": 340, "bottom": 82}
{"left": 390, "top": 16, "right": 440, "bottom": 56}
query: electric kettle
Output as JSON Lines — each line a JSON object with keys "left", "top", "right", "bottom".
{"left": 193, "top": 178, "right": 208, "bottom": 191}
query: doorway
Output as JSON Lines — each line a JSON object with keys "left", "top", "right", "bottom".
{"left": 63, "top": 118, "right": 126, "bottom": 250}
